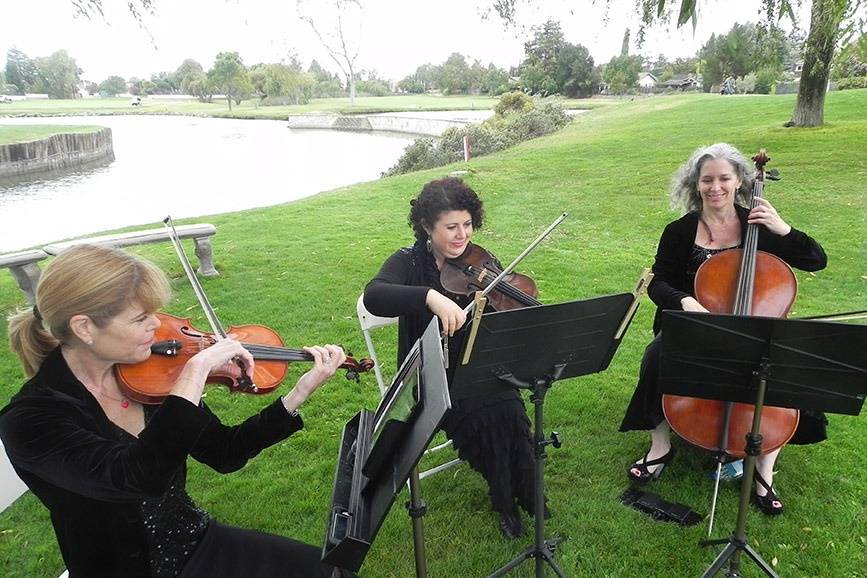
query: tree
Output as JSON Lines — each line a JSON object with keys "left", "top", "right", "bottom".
{"left": 788, "top": 0, "right": 850, "bottom": 126}
{"left": 557, "top": 43, "right": 596, "bottom": 97}
{"left": 66, "top": 0, "right": 154, "bottom": 22}
{"left": 149, "top": 71, "right": 179, "bottom": 94}
{"left": 250, "top": 63, "right": 314, "bottom": 104}
{"left": 5, "top": 48, "right": 38, "bottom": 94}
{"left": 488, "top": 0, "right": 866, "bottom": 127}
{"left": 518, "top": 19, "right": 596, "bottom": 96}
{"left": 208, "top": 52, "right": 251, "bottom": 109}
{"left": 98, "top": 75, "right": 126, "bottom": 96}
{"left": 480, "top": 63, "right": 511, "bottom": 94}
{"left": 297, "top": 0, "right": 363, "bottom": 104}
{"left": 175, "top": 59, "right": 205, "bottom": 95}
{"left": 603, "top": 54, "right": 642, "bottom": 94}
{"left": 522, "top": 19, "right": 566, "bottom": 82}
{"left": 35, "top": 50, "right": 81, "bottom": 99}
{"left": 621, "top": 28, "right": 631, "bottom": 57}
{"left": 832, "top": 33, "right": 867, "bottom": 78}
{"left": 700, "top": 24, "right": 761, "bottom": 90}
{"left": 437, "top": 53, "right": 473, "bottom": 94}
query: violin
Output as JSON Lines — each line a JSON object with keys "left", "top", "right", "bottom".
{"left": 662, "top": 149, "right": 800, "bottom": 458}
{"left": 440, "top": 243, "right": 541, "bottom": 310}
{"left": 115, "top": 312, "right": 374, "bottom": 404}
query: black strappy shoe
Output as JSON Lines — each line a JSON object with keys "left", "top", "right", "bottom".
{"left": 753, "top": 471, "right": 784, "bottom": 516}
{"left": 627, "top": 448, "right": 675, "bottom": 485}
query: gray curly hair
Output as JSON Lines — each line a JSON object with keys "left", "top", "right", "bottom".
{"left": 668, "top": 143, "right": 754, "bottom": 213}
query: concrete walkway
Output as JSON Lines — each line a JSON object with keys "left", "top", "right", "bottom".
{"left": 0, "top": 440, "right": 26, "bottom": 512}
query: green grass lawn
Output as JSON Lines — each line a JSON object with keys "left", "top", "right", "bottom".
{"left": 0, "top": 94, "right": 612, "bottom": 121}
{"left": 0, "top": 125, "right": 103, "bottom": 145}
{"left": 0, "top": 90, "right": 865, "bottom": 577}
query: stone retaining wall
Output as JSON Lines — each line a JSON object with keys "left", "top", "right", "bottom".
{"left": 0, "top": 128, "right": 115, "bottom": 179}
{"left": 287, "top": 114, "right": 469, "bottom": 136}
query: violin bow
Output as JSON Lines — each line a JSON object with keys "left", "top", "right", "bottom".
{"left": 443, "top": 212, "right": 568, "bottom": 367}
{"left": 163, "top": 216, "right": 257, "bottom": 391}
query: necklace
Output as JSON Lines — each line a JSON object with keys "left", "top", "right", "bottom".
{"left": 699, "top": 217, "right": 716, "bottom": 243}
{"left": 90, "top": 387, "right": 131, "bottom": 409}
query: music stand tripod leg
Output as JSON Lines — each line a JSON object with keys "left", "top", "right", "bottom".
{"left": 406, "top": 467, "right": 429, "bottom": 578}
{"left": 699, "top": 360, "right": 779, "bottom": 578}
{"left": 488, "top": 370, "right": 569, "bottom": 578}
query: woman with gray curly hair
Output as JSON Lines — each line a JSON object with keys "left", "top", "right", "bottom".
{"left": 618, "top": 143, "right": 827, "bottom": 516}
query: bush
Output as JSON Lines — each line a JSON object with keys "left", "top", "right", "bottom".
{"left": 356, "top": 79, "right": 390, "bottom": 97}
{"left": 837, "top": 76, "right": 867, "bottom": 90}
{"left": 384, "top": 96, "right": 571, "bottom": 176}
{"left": 494, "top": 91, "right": 533, "bottom": 117}
{"left": 754, "top": 68, "right": 779, "bottom": 95}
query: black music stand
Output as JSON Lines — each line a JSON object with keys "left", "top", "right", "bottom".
{"left": 660, "top": 311, "right": 867, "bottom": 578}
{"left": 322, "top": 318, "right": 451, "bottom": 575}
{"left": 452, "top": 294, "right": 638, "bottom": 578}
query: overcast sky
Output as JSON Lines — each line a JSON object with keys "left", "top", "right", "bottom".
{"left": 3, "top": 0, "right": 808, "bottom": 83}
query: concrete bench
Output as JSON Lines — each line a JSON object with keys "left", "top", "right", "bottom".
{"left": 0, "top": 249, "right": 48, "bottom": 304}
{"left": 43, "top": 224, "right": 219, "bottom": 277}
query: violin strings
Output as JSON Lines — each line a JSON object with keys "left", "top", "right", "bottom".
{"left": 241, "top": 343, "right": 310, "bottom": 361}
{"left": 466, "top": 264, "right": 542, "bottom": 306}
{"left": 483, "top": 265, "right": 542, "bottom": 305}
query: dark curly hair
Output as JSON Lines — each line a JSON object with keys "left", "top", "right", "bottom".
{"left": 408, "top": 177, "right": 485, "bottom": 241}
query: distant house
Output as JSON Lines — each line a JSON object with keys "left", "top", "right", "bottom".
{"left": 638, "top": 71, "right": 657, "bottom": 92}
{"left": 660, "top": 74, "right": 701, "bottom": 91}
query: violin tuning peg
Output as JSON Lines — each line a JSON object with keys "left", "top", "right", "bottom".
{"left": 344, "top": 370, "right": 359, "bottom": 382}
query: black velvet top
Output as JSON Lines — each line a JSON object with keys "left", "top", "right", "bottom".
{"left": 647, "top": 204, "right": 828, "bottom": 334}
{"left": 0, "top": 348, "right": 303, "bottom": 578}
{"left": 363, "top": 241, "right": 517, "bottom": 404}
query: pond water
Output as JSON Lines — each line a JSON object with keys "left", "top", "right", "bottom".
{"left": 0, "top": 115, "right": 416, "bottom": 252}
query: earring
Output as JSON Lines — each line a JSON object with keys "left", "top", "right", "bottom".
{"left": 426, "top": 236, "right": 432, "bottom": 252}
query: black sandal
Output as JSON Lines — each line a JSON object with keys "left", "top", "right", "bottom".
{"left": 753, "top": 471, "right": 784, "bottom": 516}
{"left": 627, "top": 448, "right": 675, "bottom": 485}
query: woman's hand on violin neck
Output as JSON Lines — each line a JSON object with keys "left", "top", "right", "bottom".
{"left": 426, "top": 289, "right": 466, "bottom": 336}
{"left": 748, "top": 197, "right": 791, "bottom": 237}
{"left": 172, "top": 338, "right": 255, "bottom": 404}
{"left": 282, "top": 345, "right": 347, "bottom": 412}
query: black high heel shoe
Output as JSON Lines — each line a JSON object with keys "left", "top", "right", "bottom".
{"left": 752, "top": 471, "right": 784, "bottom": 516}
{"left": 627, "top": 448, "right": 675, "bottom": 485}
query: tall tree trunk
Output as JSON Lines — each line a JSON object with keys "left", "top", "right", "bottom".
{"left": 347, "top": 67, "right": 356, "bottom": 105}
{"left": 788, "top": 0, "right": 848, "bottom": 127}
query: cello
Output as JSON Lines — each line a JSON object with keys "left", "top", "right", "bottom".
{"left": 661, "top": 150, "right": 800, "bottom": 466}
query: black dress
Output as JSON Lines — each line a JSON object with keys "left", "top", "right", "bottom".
{"left": 620, "top": 206, "right": 829, "bottom": 445}
{"left": 0, "top": 348, "right": 352, "bottom": 578}
{"left": 364, "top": 241, "right": 538, "bottom": 516}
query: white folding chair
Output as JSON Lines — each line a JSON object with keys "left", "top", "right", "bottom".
{"left": 356, "top": 294, "right": 460, "bottom": 480}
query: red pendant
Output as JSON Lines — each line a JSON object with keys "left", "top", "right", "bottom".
{"left": 121, "top": 399, "right": 130, "bottom": 409}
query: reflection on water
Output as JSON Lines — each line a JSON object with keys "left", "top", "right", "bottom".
{"left": 0, "top": 116, "right": 415, "bottom": 252}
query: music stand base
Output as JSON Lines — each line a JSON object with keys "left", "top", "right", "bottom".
{"left": 699, "top": 538, "right": 778, "bottom": 578}
{"left": 489, "top": 537, "right": 567, "bottom": 578}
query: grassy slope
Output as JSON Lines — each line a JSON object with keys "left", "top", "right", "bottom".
{"left": 0, "top": 90, "right": 864, "bottom": 577}
{"left": 0, "top": 125, "right": 103, "bottom": 144}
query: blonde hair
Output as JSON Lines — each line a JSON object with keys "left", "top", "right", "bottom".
{"left": 668, "top": 143, "right": 754, "bottom": 214}
{"left": 7, "top": 245, "right": 170, "bottom": 377}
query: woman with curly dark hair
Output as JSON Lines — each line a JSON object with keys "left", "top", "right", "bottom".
{"left": 363, "top": 177, "right": 540, "bottom": 539}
